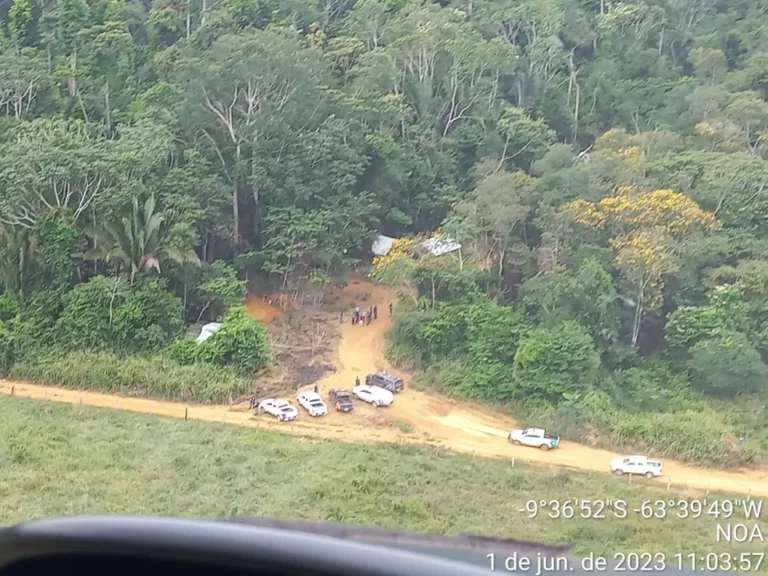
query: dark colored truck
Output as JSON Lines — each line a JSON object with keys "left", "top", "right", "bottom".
{"left": 328, "top": 388, "right": 354, "bottom": 412}
{"left": 365, "top": 372, "right": 405, "bottom": 393}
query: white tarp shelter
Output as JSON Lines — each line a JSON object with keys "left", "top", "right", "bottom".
{"left": 196, "top": 322, "right": 221, "bottom": 344}
{"left": 421, "top": 237, "right": 461, "bottom": 256}
{"left": 372, "top": 234, "right": 395, "bottom": 256}
{"left": 371, "top": 234, "right": 461, "bottom": 257}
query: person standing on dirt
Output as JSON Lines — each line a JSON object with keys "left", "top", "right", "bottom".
{"left": 249, "top": 394, "right": 257, "bottom": 411}
{"left": 314, "top": 384, "right": 319, "bottom": 394}
{"left": 389, "top": 302, "right": 393, "bottom": 316}
{"left": 355, "top": 376, "right": 361, "bottom": 387}
{"left": 339, "top": 311, "right": 344, "bottom": 324}
{"left": 373, "top": 305, "right": 378, "bottom": 319}
{"left": 366, "top": 310, "right": 372, "bottom": 325}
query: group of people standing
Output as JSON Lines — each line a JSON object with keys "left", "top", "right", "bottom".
{"left": 341, "top": 302, "right": 393, "bottom": 326}
{"left": 352, "top": 305, "right": 376, "bottom": 326}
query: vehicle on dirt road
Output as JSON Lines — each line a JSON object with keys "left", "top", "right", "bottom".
{"left": 365, "top": 372, "right": 404, "bottom": 393}
{"left": 353, "top": 385, "right": 393, "bottom": 407}
{"left": 508, "top": 427, "right": 560, "bottom": 451}
{"left": 259, "top": 399, "right": 299, "bottom": 422}
{"left": 328, "top": 389, "right": 354, "bottom": 412}
{"left": 611, "top": 455, "right": 663, "bottom": 478}
{"left": 297, "top": 391, "right": 328, "bottom": 417}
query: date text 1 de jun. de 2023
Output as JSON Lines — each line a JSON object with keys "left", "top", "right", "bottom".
{"left": 487, "top": 551, "right": 765, "bottom": 574}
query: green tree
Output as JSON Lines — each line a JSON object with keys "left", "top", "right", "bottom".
{"left": 513, "top": 321, "right": 600, "bottom": 401}
{"left": 688, "top": 332, "right": 768, "bottom": 397}
{"left": 518, "top": 257, "right": 619, "bottom": 347}
{"left": 0, "top": 119, "right": 117, "bottom": 229}
{"left": 172, "top": 28, "right": 323, "bottom": 248}
{"left": 85, "top": 194, "right": 200, "bottom": 285}
{"left": 55, "top": 275, "right": 183, "bottom": 353}
{"left": 0, "top": 227, "right": 38, "bottom": 307}
{"left": 8, "top": 0, "right": 33, "bottom": 47}
{"left": 446, "top": 160, "right": 533, "bottom": 277}
{"left": 197, "top": 305, "right": 270, "bottom": 373}
{"left": 34, "top": 210, "right": 79, "bottom": 290}
{"left": 197, "top": 260, "right": 246, "bottom": 321}
{"left": 0, "top": 49, "right": 48, "bottom": 118}
{"left": 665, "top": 284, "right": 750, "bottom": 348}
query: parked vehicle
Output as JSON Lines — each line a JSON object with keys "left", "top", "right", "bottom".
{"left": 611, "top": 455, "right": 663, "bottom": 478}
{"left": 365, "top": 371, "right": 404, "bottom": 393}
{"left": 258, "top": 399, "right": 299, "bottom": 422}
{"left": 353, "top": 385, "right": 393, "bottom": 407}
{"left": 297, "top": 391, "right": 328, "bottom": 417}
{"left": 508, "top": 427, "right": 560, "bottom": 451}
{"left": 328, "top": 389, "right": 354, "bottom": 412}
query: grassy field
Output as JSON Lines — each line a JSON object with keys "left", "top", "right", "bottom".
{"left": 0, "top": 397, "right": 765, "bottom": 572}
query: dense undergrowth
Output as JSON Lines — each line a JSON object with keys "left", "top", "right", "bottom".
{"left": 11, "top": 352, "right": 250, "bottom": 404}
{"left": 0, "top": 246, "right": 269, "bottom": 403}
{"left": 384, "top": 286, "right": 768, "bottom": 468}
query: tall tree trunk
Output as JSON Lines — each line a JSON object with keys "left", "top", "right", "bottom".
{"left": 186, "top": 0, "right": 192, "bottom": 39}
{"left": 431, "top": 276, "right": 436, "bottom": 308}
{"left": 252, "top": 185, "right": 261, "bottom": 248}
{"left": 232, "top": 143, "right": 241, "bottom": 251}
{"left": 631, "top": 276, "right": 647, "bottom": 347}
{"left": 104, "top": 80, "right": 111, "bottom": 137}
{"left": 68, "top": 46, "right": 77, "bottom": 96}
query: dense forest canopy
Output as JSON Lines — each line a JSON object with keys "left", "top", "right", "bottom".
{"left": 2, "top": 0, "right": 768, "bottom": 465}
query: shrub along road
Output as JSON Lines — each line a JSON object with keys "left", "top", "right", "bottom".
{"left": 1, "top": 278, "right": 767, "bottom": 498}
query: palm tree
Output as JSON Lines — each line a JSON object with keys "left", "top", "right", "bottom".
{"left": 85, "top": 194, "right": 200, "bottom": 285}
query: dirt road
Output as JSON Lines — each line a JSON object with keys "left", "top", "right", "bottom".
{"left": 2, "top": 278, "right": 767, "bottom": 498}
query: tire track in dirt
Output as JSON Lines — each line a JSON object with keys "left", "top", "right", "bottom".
{"left": 1, "top": 277, "right": 767, "bottom": 498}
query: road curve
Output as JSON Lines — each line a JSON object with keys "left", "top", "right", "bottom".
{"left": 1, "top": 278, "right": 767, "bottom": 498}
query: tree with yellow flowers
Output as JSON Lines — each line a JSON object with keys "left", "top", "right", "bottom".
{"left": 562, "top": 188, "right": 721, "bottom": 347}
{"left": 370, "top": 237, "right": 419, "bottom": 304}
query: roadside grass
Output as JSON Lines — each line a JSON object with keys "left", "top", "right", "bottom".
{"left": 0, "top": 396, "right": 765, "bottom": 572}
{"left": 10, "top": 351, "right": 251, "bottom": 404}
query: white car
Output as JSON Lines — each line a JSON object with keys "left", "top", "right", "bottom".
{"left": 297, "top": 391, "right": 328, "bottom": 417}
{"left": 353, "top": 385, "right": 393, "bottom": 407}
{"left": 611, "top": 455, "right": 663, "bottom": 478}
{"left": 258, "top": 398, "right": 299, "bottom": 422}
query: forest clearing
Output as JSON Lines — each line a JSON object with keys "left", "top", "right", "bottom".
{"left": 3, "top": 278, "right": 767, "bottom": 498}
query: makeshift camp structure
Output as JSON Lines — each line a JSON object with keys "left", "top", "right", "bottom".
{"left": 370, "top": 234, "right": 460, "bottom": 257}
{"left": 371, "top": 235, "right": 395, "bottom": 256}
{"left": 420, "top": 237, "right": 461, "bottom": 256}
{"left": 196, "top": 322, "right": 221, "bottom": 343}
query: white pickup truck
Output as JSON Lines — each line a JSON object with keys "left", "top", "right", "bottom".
{"left": 508, "top": 427, "right": 560, "bottom": 451}
{"left": 611, "top": 455, "right": 663, "bottom": 478}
